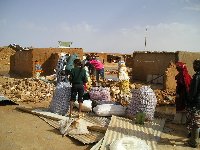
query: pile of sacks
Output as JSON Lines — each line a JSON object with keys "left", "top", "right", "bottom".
{"left": 1, "top": 77, "right": 55, "bottom": 102}
{"left": 154, "top": 89, "right": 176, "bottom": 105}
{"left": 127, "top": 86, "right": 157, "bottom": 121}
{"left": 89, "top": 86, "right": 127, "bottom": 116}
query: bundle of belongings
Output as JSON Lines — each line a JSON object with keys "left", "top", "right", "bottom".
{"left": 74, "top": 100, "right": 92, "bottom": 112}
{"left": 89, "top": 86, "right": 126, "bottom": 116}
{"left": 109, "top": 136, "right": 151, "bottom": 150}
{"left": 49, "top": 82, "right": 72, "bottom": 116}
{"left": 59, "top": 118, "right": 91, "bottom": 136}
{"left": 126, "top": 86, "right": 157, "bottom": 122}
{"left": 56, "top": 53, "right": 78, "bottom": 83}
{"left": 118, "top": 63, "right": 131, "bottom": 105}
{"left": 89, "top": 87, "right": 111, "bottom": 101}
{"left": 93, "top": 104, "right": 126, "bottom": 116}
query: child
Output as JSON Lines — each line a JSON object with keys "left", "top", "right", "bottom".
{"left": 69, "top": 59, "right": 88, "bottom": 118}
{"left": 187, "top": 59, "right": 200, "bottom": 148}
{"left": 35, "top": 60, "right": 43, "bottom": 79}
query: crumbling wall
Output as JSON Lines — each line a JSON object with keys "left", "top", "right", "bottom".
{"left": 164, "top": 62, "right": 178, "bottom": 91}
{"left": 126, "top": 56, "right": 133, "bottom": 68}
{"left": 10, "top": 48, "right": 83, "bottom": 77}
{"left": 10, "top": 50, "right": 33, "bottom": 77}
{"left": 96, "top": 53, "right": 108, "bottom": 63}
{"left": 177, "top": 51, "right": 200, "bottom": 76}
{"left": 132, "top": 52, "right": 177, "bottom": 82}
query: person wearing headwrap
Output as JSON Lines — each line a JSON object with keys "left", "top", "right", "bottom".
{"left": 186, "top": 59, "right": 200, "bottom": 148}
{"left": 173, "top": 62, "right": 192, "bottom": 124}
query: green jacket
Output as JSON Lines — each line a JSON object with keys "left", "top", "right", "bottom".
{"left": 69, "top": 67, "right": 88, "bottom": 85}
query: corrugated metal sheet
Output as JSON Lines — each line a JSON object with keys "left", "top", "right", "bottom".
{"left": 100, "top": 115, "right": 165, "bottom": 150}
{"left": 90, "top": 138, "right": 104, "bottom": 150}
{"left": 68, "top": 131, "right": 104, "bottom": 144}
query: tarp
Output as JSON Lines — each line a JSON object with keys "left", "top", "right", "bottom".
{"left": 0, "top": 95, "right": 18, "bottom": 105}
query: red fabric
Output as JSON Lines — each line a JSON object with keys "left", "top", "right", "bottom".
{"left": 83, "top": 83, "right": 87, "bottom": 91}
{"left": 176, "top": 62, "right": 192, "bottom": 93}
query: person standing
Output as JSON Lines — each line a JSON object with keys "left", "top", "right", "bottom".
{"left": 187, "top": 59, "right": 200, "bottom": 148}
{"left": 117, "top": 57, "right": 125, "bottom": 78}
{"left": 34, "top": 60, "right": 43, "bottom": 79}
{"left": 84, "top": 55, "right": 95, "bottom": 79}
{"left": 173, "top": 62, "right": 192, "bottom": 124}
{"left": 89, "top": 58, "right": 104, "bottom": 83}
{"left": 69, "top": 59, "right": 88, "bottom": 118}
{"left": 56, "top": 53, "right": 69, "bottom": 83}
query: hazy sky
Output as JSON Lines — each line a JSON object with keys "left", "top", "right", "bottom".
{"left": 0, "top": 0, "right": 200, "bottom": 53}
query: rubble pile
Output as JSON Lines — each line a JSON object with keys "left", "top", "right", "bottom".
{"left": 0, "top": 47, "right": 15, "bottom": 61}
{"left": 1, "top": 77, "right": 55, "bottom": 102}
{"left": 154, "top": 89, "right": 176, "bottom": 105}
{"left": 0, "top": 74, "right": 175, "bottom": 107}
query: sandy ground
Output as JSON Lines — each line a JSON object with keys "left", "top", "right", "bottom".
{"left": 0, "top": 48, "right": 199, "bottom": 150}
{"left": 0, "top": 99, "right": 198, "bottom": 150}
{"left": 0, "top": 104, "right": 94, "bottom": 150}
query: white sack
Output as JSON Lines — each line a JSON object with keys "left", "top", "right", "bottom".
{"left": 93, "top": 104, "right": 126, "bottom": 116}
{"left": 110, "top": 136, "right": 151, "bottom": 150}
{"left": 74, "top": 100, "right": 92, "bottom": 112}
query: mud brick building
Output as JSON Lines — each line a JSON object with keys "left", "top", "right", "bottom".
{"left": 84, "top": 52, "right": 131, "bottom": 63}
{"left": 10, "top": 48, "right": 83, "bottom": 77}
{"left": 131, "top": 51, "right": 200, "bottom": 90}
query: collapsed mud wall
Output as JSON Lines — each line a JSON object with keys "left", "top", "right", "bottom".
{"left": 10, "top": 50, "right": 33, "bottom": 76}
{"left": 131, "top": 51, "right": 200, "bottom": 90}
{"left": 10, "top": 48, "right": 83, "bottom": 77}
{"left": 164, "top": 62, "right": 178, "bottom": 91}
{"left": 132, "top": 52, "right": 177, "bottom": 82}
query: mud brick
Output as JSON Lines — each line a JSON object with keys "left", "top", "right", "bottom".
{"left": 5, "top": 89, "right": 11, "bottom": 94}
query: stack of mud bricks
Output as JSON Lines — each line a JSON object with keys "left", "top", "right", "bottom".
{"left": 2, "top": 78, "right": 55, "bottom": 103}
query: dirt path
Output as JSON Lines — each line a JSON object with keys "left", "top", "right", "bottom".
{"left": 0, "top": 104, "right": 93, "bottom": 150}
{"left": 1, "top": 102, "right": 198, "bottom": 150}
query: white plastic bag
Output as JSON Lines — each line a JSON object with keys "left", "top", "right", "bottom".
{"left": 74, "top": 100, "right": 92, "bottom": 112}
{"left": 109, "top": 136, "right": 151, "bottom": 150}
{"left": 67, "top": 119, "right": 90, "bottom": 135}
{"left": 93, "top": 104, "right": 126, "bottom": 116}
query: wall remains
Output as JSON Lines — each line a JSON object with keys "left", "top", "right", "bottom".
{"left": 164, "top": 62, "right": 178, "bottom": 91}
{"left": 132, "top": 52, "right": 177, "bottom": 82}
{"left": 10, "top": 50, "right": 33, "bottom": 76}
{"left": 84, "top": 52, "right": 123, "bottom": 63}
{"left": 10, "top": 48, "right": 83, "bottom": 77}
{"left": 131, "top": 51, "right": 200, "bottom": 90}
